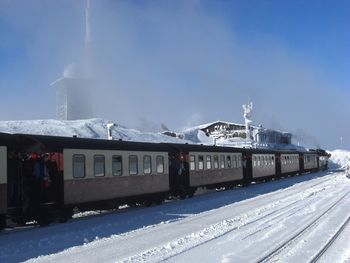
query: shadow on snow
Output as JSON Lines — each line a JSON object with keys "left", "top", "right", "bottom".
{"left": 0, "top": 171, "right": 332, "bottom": 262}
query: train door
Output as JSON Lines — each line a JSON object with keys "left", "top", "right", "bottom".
{"left": 299, "top": 154, "right": 304, "bottom": 174}
{"left": 243, "top": 152, "right": 252, "bottom": 186}
{"left": 168, "top": 150, "right": 190, "bottom": 197}
{"left": 15, "top": 152, "right": 64, "bottom": 217}
{"left": 275, "top": 153, "right": 281, "bottom": 178}
{"left": 0, "top": 146, "right": 7, "bottom": 229}
{"left": 7, "top": 149, "right": 23, "bottom": 209}
{"left": 47, "top": 152, "right": 64, "bottom": 204}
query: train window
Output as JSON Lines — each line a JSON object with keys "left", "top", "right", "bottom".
{"left": 156, "top": 156, "right": 164, "bottom": 174}
{"left": 214, "top": 155, "right": 219, "bottom": 169}
{"left": 190, "top": 155, "right": 195, "bottom": 171}
{"left": 143, "top": 155, "right": 152, "bottom": 174}
{"left": 237, "top": 155, "right": 241, "bottom": 168}
{"left": 227, "top": 156, "right": 231, "bottom": 168}
{"left": 112, "top": 155, "right": 122, "bottom": 176}
{"left": 257, "top": 156, "right": 261, "bottom": 166}
{"left": 220, "top": 155, "right": 225, "bottom": 168}
{"left": 232, "top": 155, "right": 237, "bottom": 168}
{"left": 94, "top": 155, "right": 105, "bottom": 177}
{"left": 129, "top": 155, "right": 138, "bottom": 175}
{"left": 198, "top": 155, "right": 204, "bottom": 170}
{"left": 73, "top": 154, "right": 85, "bottom": 178}
{"left": 206, "top": 156, "right": 212, "bottom": 169}
{"left": 272, "top": 156, "right": 275, "bottom": 166}
{"left": 253, "top": 156, "right": 256, "bottom": 167}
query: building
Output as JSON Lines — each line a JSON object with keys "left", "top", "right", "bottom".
{"left": 51, "top": 0, "right": 93, "bottom": 121}
{"left": 51, "top": 68, "right": 93, "bottom": 120}
{"left": 199, "top": 120, "right": 292, "bottom": 147}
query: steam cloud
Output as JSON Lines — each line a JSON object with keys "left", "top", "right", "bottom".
{"left": 0, "top": 0, "right": 349, "bottom": 150}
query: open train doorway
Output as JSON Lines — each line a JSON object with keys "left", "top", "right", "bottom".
{"left": 6, "top": 149, "right": 64, "bottom": 225}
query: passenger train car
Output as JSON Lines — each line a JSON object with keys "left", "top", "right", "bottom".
{"left": 0, "top": 132, "right": 329, "bottom": 229}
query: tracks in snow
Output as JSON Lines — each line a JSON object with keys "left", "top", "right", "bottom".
{"left": 25, "top": 172, "right": 349, "bottom": 263}
{"left": 117, "top": 173, "right": 347, "bottom": 262}
{"left": 255, "top": 189, "right": 350, "bottom": 263}
{"left": 309, "top": 215, "right": 350, "bottom": 263}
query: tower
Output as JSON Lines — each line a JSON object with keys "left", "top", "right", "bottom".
{"left": 51, "top": 0, "right": 93, "bottom": 120}
{"left": 242, "top": 101, "right": 253, "bottom": 140}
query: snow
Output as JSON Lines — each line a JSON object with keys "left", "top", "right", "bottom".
{"left": 0, "top": 118, "right": 189, "bottom": 144}
{"left": 1, "top": 169, "right": 349, "bottom": 262}
{"left": 328, "top": 149, "right": 350, "bottom": 169}
{"left": 1, "top": 119, "right": 349, "bottom": 262}
{"left": 0, "top": 118, "right": 318, "bottom": 151}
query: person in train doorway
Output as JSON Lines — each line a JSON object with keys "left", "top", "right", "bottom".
{"left": 22, "top": 153, "right": 36, "bottom": 216}
{"left": 32, "top": 153, "right": 51, "bottom": 205}
{"left": 7, "top": 150, "right": 22, "bottom": 207}
{"left": 178, "top": 154, "right": 185, "bottom": 176}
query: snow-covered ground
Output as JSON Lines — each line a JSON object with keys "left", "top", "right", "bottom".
{"left": 1, "top": 119, "right": 349, "bottom": 262}
{"left": 0, "top": 168, "right": 349, "bottom": 262}
{"left": 328, "top": 149, "right": 350, "bottom": 169}
{"left": 0, "top": 118, "right": 188, "bottom": 144}
{"left": 0, "top": 118, "right": 303, "bottom": 149}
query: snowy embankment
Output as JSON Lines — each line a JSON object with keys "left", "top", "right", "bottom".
{"left": 0, "top": 170, "right": 349, "bottom": 263}
{"left": 0, "top": 119, "right": 349, "bottom": 262}
{"left": 328, "top": 149, "right": 350, "bottom": 169}
{"left": 0, "top": 118, "right": 188, "bottom": 144}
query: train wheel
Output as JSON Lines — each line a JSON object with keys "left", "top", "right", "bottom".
{"left": 0, "top": 214, "right": 6, "bottom": 230}
{"left": 154, "top": 196, "right": 163, "bottom": 205}
{"left": 59, "top": 208, "right": 73, "bottom": 223}
{"left": 180, "top": 191, "right": 187, "bottom": 200}
{"left": 242, "top": 180, "right": 250, "bottom": 187}
{"left": 143, "top": 199, "right": 153, "bottom": 207}
{"left": 37, "top": 213, "right": 49, "bottom": 227}
{"left": 188, "top": 188, "right": 196, "bottom": 198}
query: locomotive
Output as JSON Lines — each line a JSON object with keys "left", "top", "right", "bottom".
{"left": 0, "top": 132, "right": 329, "bottom": 229}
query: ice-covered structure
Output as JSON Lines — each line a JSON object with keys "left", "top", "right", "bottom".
{"left": 51, "top": 0, "right": 93, "bottom": 120}
{"left": 190, "top": 102, "right": 297, "bottom": 150}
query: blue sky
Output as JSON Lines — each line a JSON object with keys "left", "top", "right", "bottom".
{"left": 0, "top": 0, "right": 349, "bottom": 150}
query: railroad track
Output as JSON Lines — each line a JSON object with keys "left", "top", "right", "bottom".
{"left": 308, "top": 215, "right": 350, "bottom": 263}
{"left": 255, "top": 189, "right": 350, "bottom": 263}
{"left": 124, "top": 173, "right": 341, "bottom": 262}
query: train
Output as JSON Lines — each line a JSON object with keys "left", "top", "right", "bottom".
{"left": 0, "top": 132, "right": 330, "bottom": 229}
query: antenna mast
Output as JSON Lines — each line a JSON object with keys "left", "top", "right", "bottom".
{"left": 85, "top": 0, "right": 91, "bottom": 44}
{"left": 242, "top": 101, "right": 253, "bottom": 140}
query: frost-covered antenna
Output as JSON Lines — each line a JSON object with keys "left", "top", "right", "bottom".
{"left": 242, "top": 101, "right": 253, "bottom": 140}
{"left": 84, "top": 0, "right": 92, "bottom": 78}
{"left": 340, "top": 136, "right": 343, "bottom": 149}
{"left": 85, "top": 0, "right": 91, "bottom": 44}
{"left": 107, "top": 123, "right": 116, "bottom": 140}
